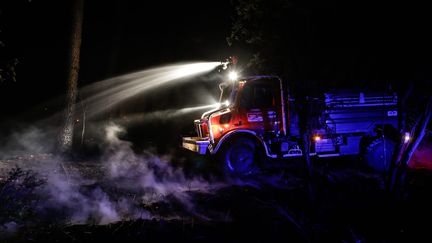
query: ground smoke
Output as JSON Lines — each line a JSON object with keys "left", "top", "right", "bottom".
{"left": 38, "top": 123, "right": 225, "bottom": 225}
{"left": 0, "top": 125, "right": 55, "bottom": 159}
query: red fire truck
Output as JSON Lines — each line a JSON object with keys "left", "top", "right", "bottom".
{"left": 182, "top": 64, "right": 402, "bottom": 176}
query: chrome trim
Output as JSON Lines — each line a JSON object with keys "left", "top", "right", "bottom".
{"left": 182, "top": 137, "right": 210, "bottom": 155}
{"left": 201, "top": 106, "right": 221, "bottom": 119}
{"left": 317, "top": 153, "right": 340, "bottom": 158}
{"left": 208, "top": 118, "right": 214, "bottom": 144}
{"left": 194, "top": 119, "right": 202, "bottom": 137}
{"left": 283, "top": 152, "right": 316, "bottom": 158}
{"left": 277, "top": 77, "right": 287, "bottom": 136}
{"left": 283, "top": 153, "right": 303, "bottom": 157}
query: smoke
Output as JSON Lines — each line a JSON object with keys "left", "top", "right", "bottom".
{"left": 43, "top": 172, "right": 123, "bottom": 225}
{"left": 0, "top": 125, "right": 56, "bottom": 159}
{"left": 0, "top": 122, "right": 299, "bottom": 229}
{"left": 102, "top": 123, "right": 222, "bottom": 210}
{"left": 18, "top": 123, "right": 225, "bottom": 225}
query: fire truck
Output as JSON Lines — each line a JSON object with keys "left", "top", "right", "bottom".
{"left": 182, "top": 61, "right": 402, "bottom": 176}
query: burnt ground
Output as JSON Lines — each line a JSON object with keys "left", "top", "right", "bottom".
{"left": 1, "top": 152, "right": 432, "bottom": 243}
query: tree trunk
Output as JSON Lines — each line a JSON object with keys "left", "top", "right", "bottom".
{"left": 389, "top": 96, "right": 432, "bottom": 196}
{"left": 298, "top": 96, "right": 316, "bottom": 206}
{"left": 59, "top": 0, "right": 84, "bottom": 153}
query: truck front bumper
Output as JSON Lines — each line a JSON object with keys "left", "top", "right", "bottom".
{"left": 182, "top": 137, "right": 210, "bottom": 155}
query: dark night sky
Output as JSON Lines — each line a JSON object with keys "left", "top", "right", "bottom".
{"left": 1, "top": 1, "right": 431, "bottom": 120}
{"left": 0, "top": 0, "right": 232, "bottom": 119}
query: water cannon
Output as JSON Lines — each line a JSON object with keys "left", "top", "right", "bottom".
{"left": 219, "top": 56, "right": 238, "bottom": 71}
{"left": 218, "top": 56, "right": 239, "bottom": 82}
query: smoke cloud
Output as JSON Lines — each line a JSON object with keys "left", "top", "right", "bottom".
{"left": 6, "top": 123, "right": 225, "bottom": 225}
{"left": 0, "top": 121, "right": 295, "bottom": 230}
{"left": 0, "top": 125, "right": 56, "bottom": 160}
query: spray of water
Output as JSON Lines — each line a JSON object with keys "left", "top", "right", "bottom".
{"left": 80, "top": 62, "right": 221, "bottom": 118}
{"left": 1, "top": 61, "right": 222, "bottom": 158}
{"left": 113, "top": 103, "right": 220, "bottom": 125}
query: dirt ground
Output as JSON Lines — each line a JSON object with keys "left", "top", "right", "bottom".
{"left": 1, "top": 153, "right": 432, "bottom": 243}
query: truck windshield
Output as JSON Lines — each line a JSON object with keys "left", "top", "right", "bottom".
{"left": 219, "top": 82, "right": 235, "bottom": 106}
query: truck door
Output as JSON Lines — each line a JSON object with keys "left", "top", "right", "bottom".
{"left": 237, "top": 78, "right": 283, "bottom": 134}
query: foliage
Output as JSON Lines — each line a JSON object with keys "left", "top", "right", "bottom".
{"left": 0, "top": 3, "right": 20, "bottom": 82}
{"left": 227, "top": 0, "right": 311, "bottom": 77}
{"left": 0, "top": 30, "right": 18, "bottom": 82}
{"left": 0, "top": 57, "right": 19, "bottom": 83}
{"left": 0, "top": 167, "right": 45, "bottom": 225}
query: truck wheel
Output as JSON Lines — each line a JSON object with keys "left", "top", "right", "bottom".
{"left": 219, "top": 137, "right": 260, "bottom": 177}
{"left": 365, "top": 137, "right": 396, "bottom": 172}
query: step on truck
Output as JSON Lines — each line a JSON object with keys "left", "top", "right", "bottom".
{"left": 182, "top": 72, "right": 402, "bottom": 176}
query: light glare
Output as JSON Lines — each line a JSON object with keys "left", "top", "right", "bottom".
{"left": 228, "top": 71, "right": 238, "bottom": 81}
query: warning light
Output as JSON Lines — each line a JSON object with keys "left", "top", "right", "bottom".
{"left": 404, "top": 132, "right": 411, "bottom": 143}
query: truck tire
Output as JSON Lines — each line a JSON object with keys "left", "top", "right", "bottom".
{"left": 219, "top": 137, "right": 260, "bottom": 177}
{"left": 365, "top": 137, "right": 396, "bottom": 172}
